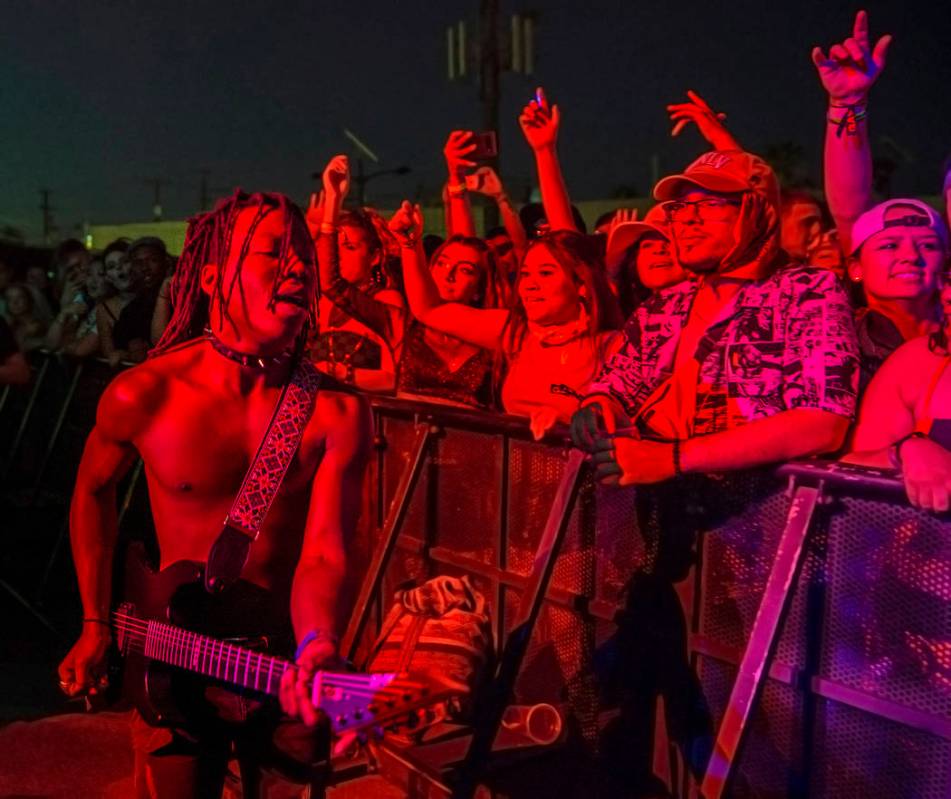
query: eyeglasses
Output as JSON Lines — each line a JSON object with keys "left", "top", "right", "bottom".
{"left": 660, "top": 198, "right": 741, "bottom": 222}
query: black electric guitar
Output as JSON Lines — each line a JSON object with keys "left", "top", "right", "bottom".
{"left": 113, "top": 544, "right": 451, "bottom": 736}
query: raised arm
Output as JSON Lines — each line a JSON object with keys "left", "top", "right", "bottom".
{"left": 667, "top": 90, "right": 742, "bottom": 151}
{"left": 390, "top": 201, "right": 507, "bottom": 350}
{"left": 519, "top": 87, "right": 578, "bottom": 233}
{"left": 313, "top": 156, "right": 405, "bottom": 341}
{"left": 812, "top": 10, "right": 891, "bottom": 254}
{"left": 57, "top": 371, "right": 144, "bottom": 697}
{"left": 443, "top": 131, "right": 478, "bottom": 237}
{"left": 280, "top": 390, "right": 371, "bottom": 725}
{"left": 467, "top": 165, "right": 529, "bottom": 260}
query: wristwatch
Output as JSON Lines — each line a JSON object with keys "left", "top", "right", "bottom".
{"left": 887, "top": 431, "right": 928, "bottom": 471}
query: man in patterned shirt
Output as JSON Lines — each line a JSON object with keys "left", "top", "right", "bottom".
{"left": 571, "top": 150, "right": 860, "bottom": 483}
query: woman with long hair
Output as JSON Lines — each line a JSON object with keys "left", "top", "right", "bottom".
{"left": 391, "top": 200, "right": 623, "bottom": 438}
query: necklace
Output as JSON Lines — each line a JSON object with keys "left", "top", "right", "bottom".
{"left": 205, "top": 328, "right": 294, "bottom": 370}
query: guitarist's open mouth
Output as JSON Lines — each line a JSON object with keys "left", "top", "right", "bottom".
{"left": 273, "top": 293, "right": 308, "bottom": 309}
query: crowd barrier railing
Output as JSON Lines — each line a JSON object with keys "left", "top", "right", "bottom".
{"left": 2, "top": 351, "right": 950, "bottom": 797}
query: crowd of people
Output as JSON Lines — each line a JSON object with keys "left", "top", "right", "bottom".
{"left": 12, "top": 10, "right": 945, "bottom": 796}
{"left": 3, "top": 11, "right": 950, "bottom": 513}
{"left": 0, "top": 235, "right": 173, "bottom": 370}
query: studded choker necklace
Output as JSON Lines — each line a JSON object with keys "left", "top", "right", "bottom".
{"left": 205, "top": 329, "right": 295, "bottom": 369}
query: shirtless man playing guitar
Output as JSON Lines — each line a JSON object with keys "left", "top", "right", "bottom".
{"left": 57, "top": 189, "right": 371, "bottom": 795}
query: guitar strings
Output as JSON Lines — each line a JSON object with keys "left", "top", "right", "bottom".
{"left": 111, "top": 614, "right": 425, "bottom": 699}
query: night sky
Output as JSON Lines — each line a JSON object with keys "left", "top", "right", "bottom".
{"left": 1, "top": 0, "right": 949, "bottom": 242}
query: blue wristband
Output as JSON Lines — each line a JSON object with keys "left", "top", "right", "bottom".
{"left": 295, "top": 629, "right": 337, "bottom": 661}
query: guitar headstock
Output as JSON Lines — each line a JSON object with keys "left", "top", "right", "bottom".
{"left": 312, "top": 670, "right": 458, "bottom": 737}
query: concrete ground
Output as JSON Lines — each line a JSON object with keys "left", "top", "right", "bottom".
{"left": 0, "top": 711, "right": 405, "bottom": 798}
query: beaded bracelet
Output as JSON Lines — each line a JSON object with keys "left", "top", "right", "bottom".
{"left": 827, "top": 104, "right": 867, "bottom": 138}
{"left": 319, "top": 222, "right": 338, "bottom": 235}
{"left": 447, "top": 182, "right": 467, "bottom": 196}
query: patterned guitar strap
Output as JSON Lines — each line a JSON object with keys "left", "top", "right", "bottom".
{"left": 205, "top": 358, "right": 323, "bottom": 593}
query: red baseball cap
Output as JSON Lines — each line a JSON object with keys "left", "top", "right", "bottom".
{"left": 653, "top": 149, "right": 780, "bottom": 209}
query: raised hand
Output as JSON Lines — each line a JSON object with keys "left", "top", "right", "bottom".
{"left": 322, "top": 154, "right": 351, "bottom": 210}
{"left": 444, "top": 131, "right": 477, "bottom": 182}
{"left": 465, "top": 165, "right": 505, "bottom": 199}
{"left": 811, "top": 10, "right": 891, "bottom": 105}
{"left": 607, "top": 208, "right": 639, "bottom": 239}
{"left": 388, "top": 200, "right": 424, "bottom": 247}
{"left": 667, "top": 90, "right": 741, "bottom": 151}
{"left": 519, "top": 86, "right": 561, "bottom": 152}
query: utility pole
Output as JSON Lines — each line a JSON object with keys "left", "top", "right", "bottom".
{"left": 39, "top": 189, "right": 54, "bottom": 245}
{"left": 199, "top": 170, "right": 210, "bottom": 212}
{"left": 479, "top": 0, "right": 501, "bottom": 229}
{"left": 141, "top": 177, "right": 171, "bottom": 221}
{"left": 448, "top": 4, "right": 537, "bottom": 231}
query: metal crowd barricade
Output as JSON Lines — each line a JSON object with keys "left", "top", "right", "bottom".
{"left": 3, "top": 358, "right": 951, "bottom": 797}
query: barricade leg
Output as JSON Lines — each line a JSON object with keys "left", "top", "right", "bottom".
{"left": 699, "top": 483, "right": 822, "bottom": 798}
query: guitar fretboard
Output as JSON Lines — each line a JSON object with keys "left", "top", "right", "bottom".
{"left": 124, "top": 615, "right": 291, "bottom": 696}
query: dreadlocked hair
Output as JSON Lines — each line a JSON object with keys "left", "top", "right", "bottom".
{"left": 151, "top": 189, "right": 316, "bottom": 357}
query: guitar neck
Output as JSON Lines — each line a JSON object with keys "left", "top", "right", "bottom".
{"left": 114, "top": 609, "right": 445, "bottom": 737}
{"left": 116, "top": 612, "right": 291, "bottom": 696}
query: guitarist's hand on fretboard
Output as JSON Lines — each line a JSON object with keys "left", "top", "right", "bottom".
{"left": 279, "top": 635, "right": 338, "bottom": 726}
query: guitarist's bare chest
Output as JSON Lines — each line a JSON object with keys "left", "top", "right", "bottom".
{"left": 136, "top": 383, "right": 322, "bottom": 498}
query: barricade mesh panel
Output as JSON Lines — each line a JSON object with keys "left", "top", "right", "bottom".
{"left": 505, "top": 439, "right": 600, "bottom": 743}
{"left": 822, "top": 494, "right": 951, "bottom": 719}
{"left": 697, "top": 656, "right": 803, "bottom": 799}
{"left": 697, "top": 473, "right": 817, "bottom": 670}
{"left": 433, "top": 428, "right": 502, "bottom": 565}
{"left": 592, "top": 484, "right": 646, "bottom": 608}
{"left": 811, "top": 696, "right": 951, "bottom": 798}
{"left": 381, "top": 414, "right": 430, "bottom": 550}
{"left": 506, "top": 439, "right": 566, "bottom": 578}
{"left": 506, "top": 590, "right": 599, "bottom": 745}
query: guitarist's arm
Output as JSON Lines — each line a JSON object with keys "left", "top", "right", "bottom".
{"left": 58, "top": 372, "right": 145, "bottom": 697}
{"left": 280, "top": 389, "right": 372, "bottom": 725}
